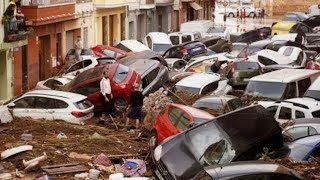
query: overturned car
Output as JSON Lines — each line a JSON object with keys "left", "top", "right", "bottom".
{"left": 151, "top": 105, "right": 283, "bottom": 180}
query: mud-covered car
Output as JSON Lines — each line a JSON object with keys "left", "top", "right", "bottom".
{"left": 151, "top": 105, "right": 284, "bottom": 180}
{"left": 200, "top": 37, "right": 232, "bottom": 53}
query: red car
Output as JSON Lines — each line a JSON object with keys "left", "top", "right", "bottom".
{"left": 91, "top": 45, "right": 128, "bottom": 59}
{"left": 150, "top": 103, "right": 214, "bottom": 148}
{"left": 63, "top": 63, "right": 141, "bottom": 112}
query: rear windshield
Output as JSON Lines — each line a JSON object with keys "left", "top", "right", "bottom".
{"left": 75, "top": 99, "right": 93, "bottom": 110}
{"left": 234, "top": 62, "right": 259, "bottom": 70}
{"left": 64, "top": 66, "right": 105, "bottom": 90}
{"left": 113, "top": 64, "right": 129, "bottom": 84}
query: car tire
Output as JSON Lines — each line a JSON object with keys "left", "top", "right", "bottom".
{"left": 228, "top": 13, "right": 234, "bottom": 17}
{"left": 113, "top": 98, "right": 127, "bottom": 111}
{"left": 149, "top": 131, "right": 158, "bottom": 150}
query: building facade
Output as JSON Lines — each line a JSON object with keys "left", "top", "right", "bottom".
{"left": 94, "top": 0, "right": 133, "bottom": 46}
{"left": 0, "top": 1, "right": 29, "bottom": 101}
{"left": 128, "top": 0, "right": 156, "bottom": 42}
{"left": 155, "top": 0, "right": 174, "bottom": 33}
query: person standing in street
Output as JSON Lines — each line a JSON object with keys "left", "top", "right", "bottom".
{"left": 243, "top": 8, "right": 246, "bottom": 23}
{"left": 239, "top": 9, "right": 243, "bottom": 23}
{"left": 261, "top": 8, "right": 265, "bottom": 22}
{"left": 125, "top": 83, "right": 144, "bottom": 130}
{"left": 100, "top": 71, "right": 113, "bottom": 120}
{"left": 74, "top": 36, "right": 82, "bottom": 61}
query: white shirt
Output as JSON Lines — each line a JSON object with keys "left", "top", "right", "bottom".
{"left": 100, "top": 77, "right": 111, "bottom": 95}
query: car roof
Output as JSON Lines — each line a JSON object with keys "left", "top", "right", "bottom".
{"left": 146, "top": 32, "right": 172, "bottom": 44}
{"left": 250, "top": 69, "right": 320, "bottom": 83}
{"left": 307, "top": 76, "right": 320, "bottom": 91}
{"left": 205, "top": 161, "right": 295, "bottom": 178}
{"left": 194, "top": 95, "right": 238, "bottom": 105}
{"left": 119, "top": 40, "right": 150, "bottom": 52}
{"left": 171, "top": 103, "right": 214, "bottom": 120}
{"left": 283, "top": 97, "right": 320, "bottom": 111}
{"left": 128, "top": 59, "right": 159, "bottom": 77}
{"left": 176, "top": 73, "right": 220, "bottom": 88}
{"left": 25, "top": 90, "right": 86, "bottom": 102}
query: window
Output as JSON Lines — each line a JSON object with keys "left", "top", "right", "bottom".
{"left": 258, "top": 56, "right": 277, "bottom": 65}
{"left": 295, "top": 110, "right": 305, "bottom": 119}
{"left": 34, "top": 97, "right": 56, "bottom": 109}
{"left": 102, "top": 49, "right": 116, "bottom": 58}
{"left": 73, "top": 82, "right": 100, "bottom": 96}
{"left": 283, "top": 82, "right": 297, "bottom": 99}
{"left": 312, "top": 110, "right": 320, "bottom": 118}
{"left": 175, "top": 113, "right": 190, "bottom": 131}
{"left": 267, "top": 106, "right": 278, "bottom": 117}
{"left": 204, "top": 39, "right": 218, "bottom": 47}
{"left": 113, "top": 64, "right": 129, "bottom": 84}
{"left": 81, "top": 49, "right": 93, "bottom": 55}
{"left": 170, "top": 36, "right": 180, "bottom": 45}
{"left": 297, "top": 78, "right": 311, "bottom": 97}
{"left": 182, "top": 35, "right": 192, "bottom": 43}
{"left": 68, "top": 61, "right": 83, "bottom": 73}
{"left": 284, "top": 126, "right": 309, "bottom": 141}
{"left": 194, "top": 33, "right": 201, "bottom": 40}
{"left": 75, "top": 99, "right": 92, "bottom": 110}
{"left": 296, "top": 52, "right": 304, "bottom": 66}
{"left": 201, "top": 81, "right": 219, "bottom": 95}
{"left": 279, "top": 107, "right": 292, "bottom": 119}
{"left": 55, "top": 99, "right": 69, "bottom": 109}
{"left": 168, "top": 107, "right": 182, "bottom": 125}
{"left": 282, "top": 47, "right": 294, "bottom": 56}
{"left": 146, "top": 36, "right": 152, "bottom": 48}
{"left": 14, "top": 97, "right": 35, "bottom": 108}
{"left": 43, "top": 79, "right": 63, "bottom": 89}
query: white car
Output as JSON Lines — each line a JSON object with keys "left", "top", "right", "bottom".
{"left": 259, "top": 97, "right": 320, "bottom": 124}
{"left": 175, "top": 73, "right": 221, "bottom": 95}
{"left": 65, "top": 48, "right": 95, "bottom": 68}
{"left": 226, "top": 5, "right": 256, "bottom": 17}
{"left": 168, "top": 32, "right": 202, "bottom": 45}
{"left": 115, "top": 40, "right": 150, "bottom": 52}
{"left": 64, "top": 57, "right": 116, "bottom": 76}
{"left": 164, "top": 58, "right": 188, "bottom": 71}
{"left": 0, "top": 90, "right": 94, "bottom": 124}
{"left": 144, "top": 32, "right": 173, "bottom": 54}
{"left": 283, "top": 118, "right": 320, "bottom": 142}
{"left": 35, "top": 75, "right": 74, "bottom": 90}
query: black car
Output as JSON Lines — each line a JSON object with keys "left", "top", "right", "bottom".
{"left": 194, "top": 161, "right": 303, "bottom": 180}
{"left": 151, "top": 105, "right": 284, "bottom": 180}
{"left": 230, "top": 27, "right": 271, "bottom": 43}
{"left": 118, "top": 50, "right": 168, "bottom": 67}
{"left": 303, "top": 15, "right": 320, "bottom": 29}
{"left": 200, "top": 37, "right": 232, "bottom": 53}
{"left": 163, "top": 41, "right": 207, "bottom": 61}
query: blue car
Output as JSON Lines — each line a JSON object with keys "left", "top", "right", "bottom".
{"left": 287, "top": 134, "right": 320, "bottom": 162}
{"left": 163, "top": 41, "right": 207, "bottom": 61}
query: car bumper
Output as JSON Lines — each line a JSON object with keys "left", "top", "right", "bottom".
{"left": 150, "top": 152, "right": 175, "bottom": 180}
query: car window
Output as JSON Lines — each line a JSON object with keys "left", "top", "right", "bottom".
{"left": 75, "top": 99, "right": 93, "bottom": 110}
{"left": 170, "top": 36, "right": 180, "bottom": 45}
{"left": 73, "top": 81, "right": 100, "bottom": 96}
{"left": 113, "top": 64, "right": 129, "bottom": 84}
{"left": 312, "top": 110, "right": 320, "bottom": 118}
{"left": 234, "top": 62, "right": 259, "bottom": 70}
{"left": 283, "top": 82, "right": 297, "bottom": 99}
{"left": 83, "top": 59, "right": 93, "bottom": 67}
{"left": 204, "top": 39, "right": 218, "bottom": 47}
{"left": 172, "top": 60, "right": 187, "bottom": 70}
{"left": 68, "top": 61, "right": 84, "bottom": 73}
{"left": 282, "top": 47, "right": 294, "bottom": 56}
{"left": 258, "top": 56, "right": 278, "bottom": 65}
{"left": 279, "top": 107, "right": 292, "bottom": 119}
{"left": 14, "top": 97, "right": 35, "bottom": 108}
{"left": 67, "top": 49, "right": 76, "bottom": 55}
{"left": 182, "top": 35, "right": 192, "bottom": 43}
{"left": 81, "top": 49, "right": 93, "bottom": 55}
{"left": 298, "top": 78, "right": 311, "bottom": 97}
{"left": 102, "top": 49, "right": 116, "bottom": 58}
{"left": 309, "top": 126, "right": 318, "bottom": 135}
{"left": 43, "top": 79, "right": 63, "bottom": 89}
{"left": 295, "top": 110, "right": 305, "bottom": 118}
{"left": 55, "top": 99, "right": 69, "bottom": 109}
{"left": 175, "top": 113, "right": 190, "bottom": 131}
{"left": 168, "top": 106, "right": 182, "bottom": 125}
{"left": 194, "top": 33, "right": 201, "bottom": 40}
{"left": 284, "top": 126, "right": 309, "bottom": 141}
{"left": 300, "top": 25, "right": 310, "bottom": 33}
{"left": 34, "top": 97, "right": 56, "bottom": 109}
{"left": 227, "top": 98, "right": 242, "bottom": 111}
{"left": 201, "top": 81, "right": 219, "bottom": 95}
{"left": 146, "top": 67, "right": 160, "bottom": 84}
{"left": 266, "top": 106, "right": 278, "bottom": 117}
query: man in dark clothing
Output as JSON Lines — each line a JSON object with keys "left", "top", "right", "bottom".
{"left": 211, "top": 60, "right": 222, "bottom": 73}
{"left": 125, "top": 83, "right": 144, "bottom": 130}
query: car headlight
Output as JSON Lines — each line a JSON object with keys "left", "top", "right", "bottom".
{"left": 154, "top": 145, "right": 162, "bottom": 161}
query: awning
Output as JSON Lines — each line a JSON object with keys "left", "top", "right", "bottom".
{"left": 189, "top": 2, "right": 202, "bottom": 11}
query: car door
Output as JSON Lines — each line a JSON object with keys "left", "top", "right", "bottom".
{"left": 12, "top": 96, "right": 36, "bottom": 118}
{"left": 32, "top": 96, "right": 55, "bottom": 120}
{"left": 51, "top": 99, "right": 70, "bottom": 122}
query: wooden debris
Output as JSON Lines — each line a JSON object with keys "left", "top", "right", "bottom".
{"left": 42, "top": 163, "right": 88, "bottom": 175}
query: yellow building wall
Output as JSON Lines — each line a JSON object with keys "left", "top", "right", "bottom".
{"left": 95, "top": 7, "right": 126, "bottom": 46}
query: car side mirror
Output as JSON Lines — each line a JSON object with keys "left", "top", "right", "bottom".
{"left": 7, "top": 102, "right": 15, "bottom": 108}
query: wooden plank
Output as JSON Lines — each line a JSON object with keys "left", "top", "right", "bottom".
{"left": 43, "top": 165, "right": 88, "bottom": 175}
{"left": 41, "top": 163, "right": 80, "bottom": 169}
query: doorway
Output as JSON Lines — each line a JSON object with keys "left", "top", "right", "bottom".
{"left": 0, "top": 51, "right": 7, "bottom": 100}
{"left": 109, "top": 15, "right": 114, "bottom": 46}
{"left": 102, "top": 16, "right": 108, "bottom": 45}
{"left": 21, "top": 45, "right": 28, "bottom": 93}
{"left": 38, "top": 35, "right": 51, "bottom": 80}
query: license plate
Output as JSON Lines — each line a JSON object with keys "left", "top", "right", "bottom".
{"left": 154, "top": 170, "right": 165, "bottom": 180}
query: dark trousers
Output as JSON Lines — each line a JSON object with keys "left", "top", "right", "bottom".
{"left": 100, "top": 93, "right": 114, "bottom": 115}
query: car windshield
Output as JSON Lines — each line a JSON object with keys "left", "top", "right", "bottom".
{"left": 304, "top": 90, "right": 320, "bottom": 101}
{"left": 186, "top": 121, "right": 235, "bottom": 166}
{"left": 245, "top": 81, "right": 288, "bottom": 99}
{"left": 81, "top": 49, "right": 93, "bottom": 55}
{"left": 230, "top": 44, "right": 247, "bottom": 57}
{"left": 176, "top": 85, "right": 200, "bottom": 94}
{"left": 237, "top": 47, "right": 261, "bottom": 58}
{"left": 153, "top": 44, "right": 172, "bottom": 53}
{"left": 234, "top": 62, "right": 259, "bottom": 70}
{"left": 113, "top": 64, "right": 129, "bottom": 84}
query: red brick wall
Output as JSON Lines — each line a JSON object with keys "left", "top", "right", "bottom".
{"left": 27, "top": 35, "right": 39, "bottom": 89}
{"left": 13, "top": 48, "right": 22, "bottom": 96}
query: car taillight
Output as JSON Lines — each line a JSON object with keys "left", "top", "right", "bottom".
{"left": 180, "top": 48, "right": 187, "bottom": 54}
{"left": 71, "top": 111, "right": 86, "bottom": 118}
{"left": 259, "top": 32, "right": 264, "bottom": 37}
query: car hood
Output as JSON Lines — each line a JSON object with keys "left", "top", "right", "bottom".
{"left": 157, "top": 134, "right": 203, "bottom": 180}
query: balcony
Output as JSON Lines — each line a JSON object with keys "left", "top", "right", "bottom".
{"left": 22, "top": 1, "right": 76, "bottom": 26}
{"left": 3, "top": 19, "right": 31, "bottom": 43}
{"left": 155, "top": 0, "right": 174, "bottom": 6}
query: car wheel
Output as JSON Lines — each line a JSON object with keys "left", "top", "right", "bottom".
{"left": 222, "top": 47, "right": 231, "bottom": 53}
{"left": 249, "top": 12, "right": 254, "bottom": 17}
{"left": 113, "top": 98, "right": 127, "bottom": 111}
{"left": 228, "top": 13, "right": 234, "bottom": 17}
{"left": 149, "top": 131, "right": 158, "bottom": 149}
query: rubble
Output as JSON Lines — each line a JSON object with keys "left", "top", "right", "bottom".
{"left": 1, "top": 145, "right": 33, "bottom": 160}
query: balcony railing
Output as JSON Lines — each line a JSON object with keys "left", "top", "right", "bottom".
{"left": 3, "top": 19, "right": 30, "bottom": 43}
{"left": 22, "top": 0, "right": 75, "bottom": 6}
